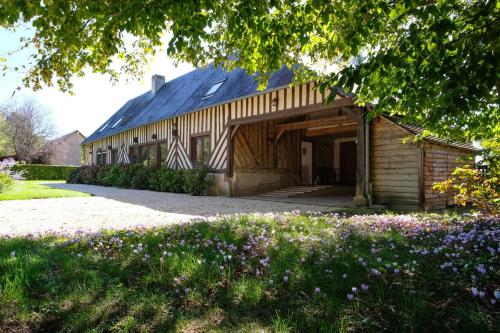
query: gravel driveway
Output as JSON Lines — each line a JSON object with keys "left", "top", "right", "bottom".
{"left": 0, "top": 184, "right": 341, "bottom": 236}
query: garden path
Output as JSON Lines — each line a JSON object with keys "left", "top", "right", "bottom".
{"left": 0, "top": 183, "right": 349, "bottom": 236}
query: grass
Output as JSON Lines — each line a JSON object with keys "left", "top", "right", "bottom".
{"left": 0, "top": 180, "right": 90, "bottom": 200}
{"left": 0, "top": 211, "right": 498, "bottom": 332}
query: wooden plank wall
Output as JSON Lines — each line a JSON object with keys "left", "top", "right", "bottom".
{"left": 423, "top": 142, "right": 470, "bottom": 210}
{"left": 369, "top": 117, "right": 421, "bottom": 207}
{"left": 84, "top": 82, "right": 330, "bottom": 170}
{"left": 233, "top": 120, "right": 301, "bottom": 174}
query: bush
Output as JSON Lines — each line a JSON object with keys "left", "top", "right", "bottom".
{"left": 12, "top": 164, "right": 79, "bottom": 180}
{"left": 0, "top": 173, "right": 13, "bottom": 192}
{"left": 185, "top": 165, "right": 214, "bottom": 195}
{"left": 66, "top": 164, "right": 214, "bottom": 195}
{"left": 433, "top": 165, "right": 499, "bottom": 215}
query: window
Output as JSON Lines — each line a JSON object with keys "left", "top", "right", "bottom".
{"left": 191, "top": 135, "right": 210, "bottom": 166}
{"left": 202, "top": 80, "right": 225, "bottom": 99}
{"left": 129, "top": 146, "right": 138, "bottom": 164}
{"left": 129, "top": 142, "right": 167, "bottom": 167}
{"left": 99, "top": 123, "right": 110, "bottom": 132}
{"left": 111, "top": 118, "right": 123, "bottom": 128}
{"left": 159, "top": 142, "right": 168, "bottom": 166}
{"left": 148, "top": 145, "right": 157, "bottom": 167}
{"left": 138, "top": 145, "right": 148, "bottom": 166}
{"left": 96, "top": 149, "right": 107, "bottom": 165}
{"left": 111, "top": 149, "right": 118, "bottom": 164}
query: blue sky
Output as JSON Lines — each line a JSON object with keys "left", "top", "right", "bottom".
{"left": 0, "top": 27, "right": 194, "bottom": 138}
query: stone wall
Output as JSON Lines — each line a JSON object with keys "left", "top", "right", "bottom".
{"left": 232, "top": 169, "right": 291, "bottom": 196}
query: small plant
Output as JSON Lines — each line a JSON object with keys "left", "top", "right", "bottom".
{"left": 0, "top": 173, "right": 13, "bottom": 192}
{"left": 433, "top": 165, "right": 499, "bottom": 215}
{"left": 0, "top": 158, "right": 24, "bottom": 192}
{"left": 185, "top": 165, "right": 213, "bottom": 195}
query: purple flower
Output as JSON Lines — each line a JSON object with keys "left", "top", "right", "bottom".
{"left": 347, "top": 293, "right": 354, "bottom": 301}
{"left": 494, "top": 290, "right": 500, "bottom": 300}
{"left": 361, "top": 284, "right": 369, "bottom": 292}
{"left": 283, "top": 276, "right": 289, "bottom": 283}
{"left": 314, "top": 287, "right": 321, "bottom": 293}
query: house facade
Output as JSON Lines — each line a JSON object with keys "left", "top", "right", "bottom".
{"left": 48, "top": 130, "right": 86, "bottom": 166}
{"left": 82, "top": 66, "right": 475, "bottom": 210}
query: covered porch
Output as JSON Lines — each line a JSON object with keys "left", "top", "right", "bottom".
{"left": 225, "top": 98, "right": 370, "bottom": 206}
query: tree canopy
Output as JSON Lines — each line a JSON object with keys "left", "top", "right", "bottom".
{"left": 1, "top": 0, "right": 498, "bottom": 143}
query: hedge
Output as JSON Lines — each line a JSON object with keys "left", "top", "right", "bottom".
{"left": 67, "top": 164, "right": 213, "bottom": 195}
{"left": 12, "top": 164, "right": 80, "bottom": 180}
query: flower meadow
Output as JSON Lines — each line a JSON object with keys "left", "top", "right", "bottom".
{"left": 0, "top": 211, "right": 499, "bottom": 332}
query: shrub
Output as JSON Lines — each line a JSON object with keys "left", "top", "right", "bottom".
{"left": 433, "top": 165, "right": 499, "bottom": 215}
{"left": 12, "top": 164, "right": 79, "bottom": 180}
{"left": 185, "top": 166, "right": 214, "bottom": 195}
{"left": 105, "top": 165, "right": 122, "bottom": 187}
{"left": 66, "top": 164, "right": 215, "bottom": 195}
{"left": 130, "top": 166, "right": 150, "bottom": 189}
{"left": 0, "top": 173, "right": 13, "bottom": 192}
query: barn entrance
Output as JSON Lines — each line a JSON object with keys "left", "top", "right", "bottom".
{"left": 228, "top": 106, "right": 368, "bottom": 205}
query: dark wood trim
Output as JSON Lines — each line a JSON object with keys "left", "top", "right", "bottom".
{"left": 228, "top": 97, "right": 354, "bottom": 126}
{"left": 190, "top": 131, "right": 210, "bottom": 138}
{"left": 275, "top": 115, "right": 354, "bottom": 132}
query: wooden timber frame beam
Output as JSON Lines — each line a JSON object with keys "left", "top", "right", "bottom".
{"left": 275, "top": 115, "right": 355, "bottom": 132}
{"left": 228, "top": 96, "right": 355, "bottom": 126}
{"left": 341, "top": 107, "right": 369, "bottom": 206}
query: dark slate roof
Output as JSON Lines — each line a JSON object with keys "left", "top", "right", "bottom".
{"left": 83, "top": 65, "right": 293, "bottom": 144}
{"left": 384, "top": 115, "right": 478, "bottom": 151}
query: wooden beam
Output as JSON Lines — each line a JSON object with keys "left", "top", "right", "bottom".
{"left": 353, "top": 111, "right": 368, "bottom": 206}
{"left": 231, "top": 124, "right": 240, "bottom": 140}
{"left": 228, "top": 96, "right": 355, "bottom": 125}
{"left": 274, "top": 128, "right": 285, "bottom": 144}
{"left": 275, "top": 115, "right": 353, "bottom": 132}
{"left": 304, "top": 125, "right": 357, "bottom": 137}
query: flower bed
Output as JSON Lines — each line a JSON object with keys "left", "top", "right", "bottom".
{"left": 0, "top": 212, "right": 498, "bottom": 331}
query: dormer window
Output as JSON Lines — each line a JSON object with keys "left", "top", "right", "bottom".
{"left": 111, "top": 117, "right": 123, "bottom": 128}
{"left": 202, "top": 80, "right": 225, "bottom": 99}
{"left": 99, "top": 122, "right": 110, "bottom": 132}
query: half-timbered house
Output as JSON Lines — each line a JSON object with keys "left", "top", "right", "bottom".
{"left": 82, "top": 65, "right": 476, "bottom": 210}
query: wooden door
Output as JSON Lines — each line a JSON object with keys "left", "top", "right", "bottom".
{"left": 301, "top": 141, "right": 313, "bottom": 185}
{"left": 339, "top": 141, "right": 357, "bottom": 184}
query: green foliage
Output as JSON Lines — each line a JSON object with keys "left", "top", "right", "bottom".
{"left": 0, "top": 0, "right": 498, "bottom": 145}
{"left": 0, "top": 180, "right": 89, "bottom": 201}
{"left": 11, "top": 164, "right": 79, "bottom": 180}
{"left": 185, "top": 165, "right": 214, "bottom": 196}
{"left": 433, "top": 165, "right": 499, "bottom": 216}
{"left": 0, "top": 213, "right": 498, "bottom": 331}
{"left": 0, "top": 173, "right": 13, "bottom": 193}
{"left": 67, "top": 165, "right": 212, "bottom": 195}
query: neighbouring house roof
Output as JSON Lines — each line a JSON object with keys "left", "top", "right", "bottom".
{"left": 82, "top": 65, "right": 294, "bottom": 144}
{"left": 51, "top": 130, "right": 86, "bottom": 143}
{"left": 384, "top": 115, "right": 478, "bottom": 151}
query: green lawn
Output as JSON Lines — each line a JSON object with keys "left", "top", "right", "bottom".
{"left": 0, "top": 211, "right": 498, "bottom": 332}
{"left": 0, "top": 180, "right": 90, "bottom": 200}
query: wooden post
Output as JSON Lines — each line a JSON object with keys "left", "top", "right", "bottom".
{"left": 353, "top": 110, "right": 369, "bottom": 206}
{"left": 226, "top": 124, "right": 235, "bottom": 196}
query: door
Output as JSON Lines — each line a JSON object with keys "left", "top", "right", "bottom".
{"left": 339, "top": 141, "right": 357, "bottom": 184}
{"left": 301, "top": 141, "right": 313, "bottom": 185}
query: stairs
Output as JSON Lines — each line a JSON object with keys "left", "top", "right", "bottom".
{"left": 258, "top": 185, "right": 334, "bottom": 198}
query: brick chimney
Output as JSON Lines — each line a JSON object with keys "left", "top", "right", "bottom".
{"left": 151, "top": 74, "right": 165, "bottom": 95}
